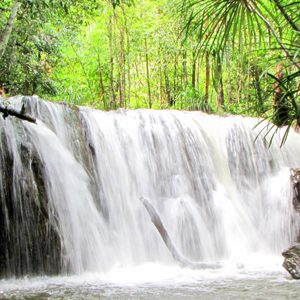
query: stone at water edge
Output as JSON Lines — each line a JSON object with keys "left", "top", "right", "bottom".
{"left": 291, "top": 168, "right": 300, "bottom": 211}
{"left": 282, "top": 244, "right": 300, "bottom": 279}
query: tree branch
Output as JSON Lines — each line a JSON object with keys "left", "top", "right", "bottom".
{"left": 140, "top": 197, "right": 221, "bottom": 269}
{"left": 248, "top": 1, "right": 300, "bottom": 70}
{"left": 0, "top": 104, "right": 36, "bottom": 124}
{"left": 272, "top": 0, "right": 300, "bottom": 33}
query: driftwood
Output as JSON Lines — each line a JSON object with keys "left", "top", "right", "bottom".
{"left": 0, "top": 104, "right": 36, "bottom": 124}
{"left": 140, "top": 197, "right": 221, "bottom": 269}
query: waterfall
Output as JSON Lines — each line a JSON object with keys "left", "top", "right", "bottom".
{"left": 0, "top": 96, "right": 300, "bottom": 278}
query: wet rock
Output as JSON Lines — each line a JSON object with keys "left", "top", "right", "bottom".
{"left": 0, "top": 131, "right": 14, "bottom": 277}
{"left": 291, "top": 168, "right": 300, "bottom": 211}
{"left": 0, "top": 127, "right": 62, "bottom": 278}
{"left": 282, "top": 244, "right": 300, "bottom": 279}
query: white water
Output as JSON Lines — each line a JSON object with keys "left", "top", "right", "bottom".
{"left": 1, "top": 97, "right": 300, "bottom": 298}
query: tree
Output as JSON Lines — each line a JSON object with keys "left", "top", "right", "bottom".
{"left": 0, "top": 0, "right": 100, "bottom": 96}
{"left": 177, "top": 0, "right": 300, "bottom": 129}
{"left": 0, "top": 0, "right": 68, "bottom": 95}
{"left": 0, "top": 1, "right": 21, "bottom": 59}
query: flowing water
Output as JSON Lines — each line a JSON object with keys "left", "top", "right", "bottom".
{"left": 0, "top": 96, "right": 300, "bottom": 299}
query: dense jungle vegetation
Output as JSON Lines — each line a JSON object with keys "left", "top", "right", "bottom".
{"left": 0, "top": 0, "right": 299, "bottom": 129}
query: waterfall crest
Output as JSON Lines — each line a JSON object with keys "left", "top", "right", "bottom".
{"left": 0, "top": 96, "right": 299, "bottom": 277}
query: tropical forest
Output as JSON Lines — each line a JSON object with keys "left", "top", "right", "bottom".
{"left": 0, "top": 1, "right": 298, "bottom": 118}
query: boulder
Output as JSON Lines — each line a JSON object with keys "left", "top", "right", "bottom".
{"left": 282, "top": 244, "right": 300, "bottom": 279}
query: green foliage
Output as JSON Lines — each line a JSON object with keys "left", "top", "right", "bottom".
{"left": 0, "top": 0, "right": 102, "bottom": 96}
{"left": 177, "top": 0, "right": 300, "bottom": 139}
{"left": 0, "top": 0, "right": 70, "bottom": 95}
{"left": 0, "top": 0, "right": 299, "bottom": 134}
{"left": 173, "top": 87, "right": 213, "bottom": 112}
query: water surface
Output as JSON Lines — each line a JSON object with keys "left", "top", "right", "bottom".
{"left": 1, "top": 261, "right": 298, "bottom": 299}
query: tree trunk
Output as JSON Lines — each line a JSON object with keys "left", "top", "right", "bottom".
{"left": 237, "top": 58, "right": 245, "bottom": 103}
{"left": 204, "top": 51, "right": 210, "bottom": 103}
{"left": 108, "top": 14, "right": 116, "bottom": 109}
{"left": 159, "top": 46, "right": 164, "bottom": 107}
{"left": 159, "top": 66, "right": 164, "bottom": 107}
{"left": 173, "top": 53, "right": 178, "bottom": 99}
{"left": 252, "top": 64, "right": 263, "bottom": 114}
{"left": 247, "top": 61, "right": 251, "bottom": 103}
{"left": 226, "top": 50, "right": 233, "bottom": 103}
{"left": 121, "top": 5, "right": 131, "bottom": 108}
{"left": 134, "top": 58, "right": 141, "bottom": 88}
{"left": 99, "top": 67, "right": 106, "bottom": 109}
{"left": 216, "top": 53, "right": 224, "bottom": 108}
{"left": 0, "top": 1, "right": 21, "bottom": 59}
{"left": 118, "top": 25, "right": 125, "bottom": 108}
{"left": 192, "top": 48, "right": 197, "bottom": 89}
{"left": 164, "top": 63, "right": 172, "bottom": 106}
{"left": 182, "top": 50, "right": 188, "bottom": 88}
{"left": 273, "top": 64, "right": 289, "bottom": 126}
{"left": 144, "top": 37, "right": 152, "bottom": 108}
{"left": 196, "top": 56, "right": 200, "bottom": 89}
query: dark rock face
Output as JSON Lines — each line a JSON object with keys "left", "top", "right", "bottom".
{"left": 291, "top": 169, "right": 300, "bottom": 212}
{"left": 282, "top": 244, "right": 300, "bottom": 279}
{"left": 0, "top": 126, "right": 62, "bottom": 278}
{"left": 283, "top": 170, "right": 300, "bottom": 279}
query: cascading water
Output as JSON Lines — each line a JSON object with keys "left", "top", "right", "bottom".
{"left": 0, "top": 96, "right": 300, "bottom": 280}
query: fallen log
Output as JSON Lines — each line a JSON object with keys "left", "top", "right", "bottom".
{"left": 140, "top": 197, "right": 221, "bottom": 269}
{"left": 0, "top": 104, "right": 36, "bottom": 124}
